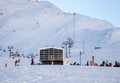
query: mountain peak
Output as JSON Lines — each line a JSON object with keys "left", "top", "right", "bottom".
{"left": 0, "top": 0, "right": 117, "bottom": 54}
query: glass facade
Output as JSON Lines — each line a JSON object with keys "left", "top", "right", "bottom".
{"left": 40, "top": 48, "right": 63, "bottom": 62}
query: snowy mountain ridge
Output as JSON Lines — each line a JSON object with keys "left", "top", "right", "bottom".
{"left": 0, "top": 0, "right": 113, "bottom": 29}
{"left": 0, "top": 0, "right": 120, "bottom": 64}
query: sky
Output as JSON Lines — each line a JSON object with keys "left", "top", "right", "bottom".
{"left": 46, "top": 0, "right": 120, "bottom": 27}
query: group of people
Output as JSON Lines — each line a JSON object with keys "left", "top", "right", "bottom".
{"left": 100, "top": 60, "right": 112, "bottom": 67}
{"left": 15, "top": 57, "right": 35, "bottom": 66}
{"left": 4, "top": 56, "right": 35, "bottom": 67}
{"left": 71, "top": 60, "right": 120, "bottom": 67}
{"left": 4, "top": 56, "right": 119, "bottom": 67}
{"left": 99, "top": 60, "right": 120, "bottom": 67}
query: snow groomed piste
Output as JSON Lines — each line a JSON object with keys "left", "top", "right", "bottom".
{"left": 0, "top": 56, "right": 120, "bottom": 83}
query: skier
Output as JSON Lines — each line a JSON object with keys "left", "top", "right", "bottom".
{"left": 100, "top": 61, "right": 105, "bottom": 66}
{"left": 15, "top": 60, "right": 17, "bottom": 66}
{"left": 106, "top": 60, "right": 109, "bottom": 66}
{"left": 5, "top": 60, "right": 7, "bottom": 67}
{"left": 109, "top": 62, "right": 112, "bottom": 67}
{"left": 31, "top": 57, "right": 34, "bottom": 65}
{"left": 87, "top": 61, "right": 89, "bottom": 66}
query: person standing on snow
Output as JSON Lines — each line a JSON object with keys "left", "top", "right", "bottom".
{"left": 31, "top": 57, "right": 34, "bottom": 65}
{"left": 5, "top": 60, "right": 7, "bottom": 67}
{"left": 15, "top": 60, "right": 17, "bottom": 66}
{"left": 106, "top": 60, "right": 109, "bottom": 66}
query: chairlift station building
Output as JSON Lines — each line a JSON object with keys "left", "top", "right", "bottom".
{"left": 38, "top": 47, "right": 70, "bottom": 65}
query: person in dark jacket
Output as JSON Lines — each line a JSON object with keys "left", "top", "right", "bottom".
{"left": 15, "top": 60, "right": 17, "bottom": 66}
{"left": 31, "top": 57, "right": 34, "bottom": 65}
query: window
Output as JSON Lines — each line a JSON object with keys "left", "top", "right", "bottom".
{"left": 40, "top": 47, "right": 63, "bottom": 61}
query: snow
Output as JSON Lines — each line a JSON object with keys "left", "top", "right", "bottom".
{"left": 108, "top": 29, "right": 120, "bottom": 43}
{"left": 0, "top": 0, "right": 120, "bottom": 65}
{"left": 0, "top": 1, "right": 120, "bottom": 82}
{"left": 0, "top": 56, "right": 120, "bottom": 83}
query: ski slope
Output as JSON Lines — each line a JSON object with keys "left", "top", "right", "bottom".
{"left": 0, "top": 1, "right": 120, "bottom": 82}
{"left": 0, "top": 56, "right": 120, "bottom": 83}
{"left": 0, "top": 0, "right": 120, "bottom": 67}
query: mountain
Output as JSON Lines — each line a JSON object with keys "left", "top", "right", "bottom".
{"left": 0, "top": 0, "right": 120, "bottom": 64}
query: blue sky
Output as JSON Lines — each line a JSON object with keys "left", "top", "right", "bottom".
{"left": 47, "top": 0, "right": 120, "bottom": 27}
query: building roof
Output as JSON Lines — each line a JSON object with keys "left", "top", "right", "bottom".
{"left": 39, "top": 47, "right": 64, "bottom": 50}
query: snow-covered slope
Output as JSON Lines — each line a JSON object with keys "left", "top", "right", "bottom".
{"left": 0, "top": 0, "right": 120, "bottom": 64}
{"left": 0, "top": 56, "right": 120, "bottom": 83}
